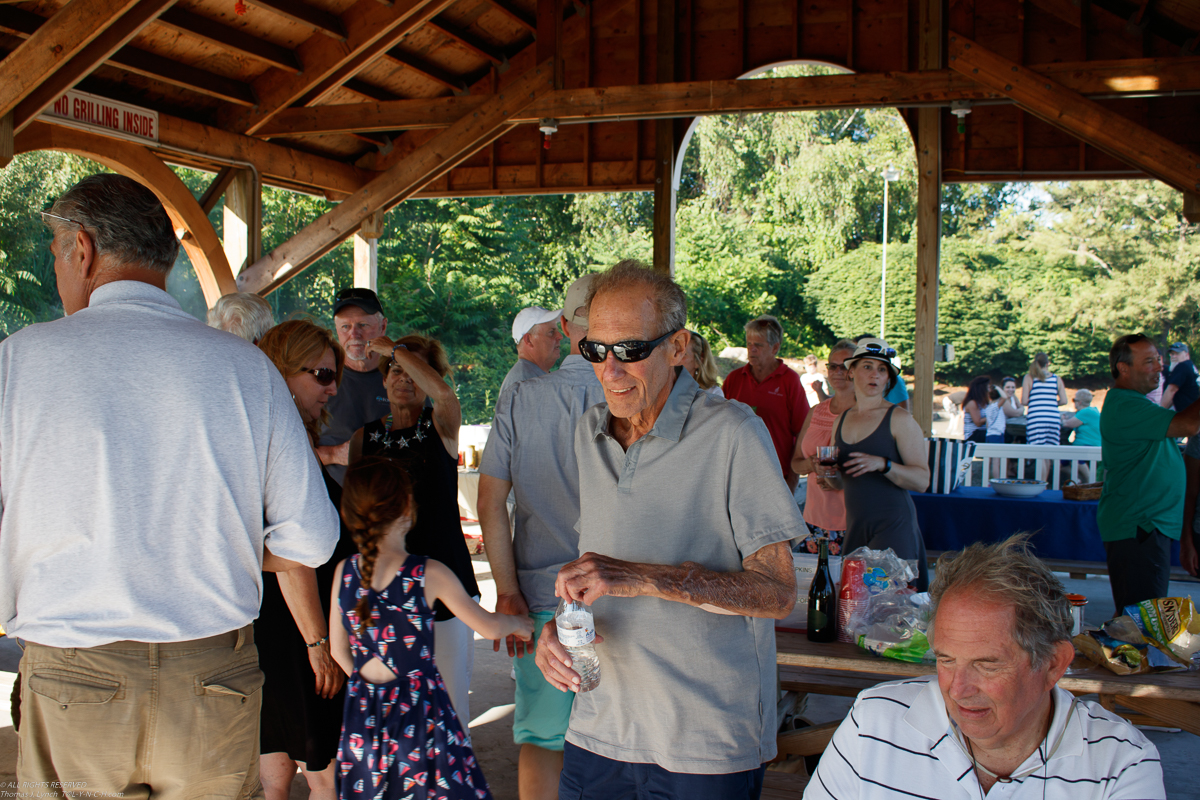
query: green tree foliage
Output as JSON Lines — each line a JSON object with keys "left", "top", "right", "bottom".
{"left": 993, "top": 180, "right": 1200, "bottom": 351}
{"left": 807, "top": 239, "right": 1111, "bottom": 382}
{"left": 0, "top": 151, "right": 103, "bottom": 332}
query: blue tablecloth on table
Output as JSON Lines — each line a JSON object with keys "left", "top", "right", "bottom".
{"left": 911, "top": 486, "right": 1182, "bottom": 566}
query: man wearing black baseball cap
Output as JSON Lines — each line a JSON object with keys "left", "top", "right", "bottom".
{"left": 1161, "top": 342, "right": 1198, "bottom": 413}
{"left": 316, "top": 287, "right": 391, "bottom": 483}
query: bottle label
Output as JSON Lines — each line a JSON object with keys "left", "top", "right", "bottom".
{"left": 557, "top": 624, "right": 594, "bottom": 647}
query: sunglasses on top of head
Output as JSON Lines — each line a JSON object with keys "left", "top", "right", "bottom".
{"left": 578, "top": 330, "right": 679, "bottom": 364}
{"left": 861, "top": 343, "right": 897, "bottom": 359}
{"left": 302, "top": 367, "right": 337, "bottom": 386}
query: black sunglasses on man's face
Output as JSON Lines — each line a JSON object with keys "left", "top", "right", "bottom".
{"left": 578, "top": 330, "right": 678, "bottom": 364}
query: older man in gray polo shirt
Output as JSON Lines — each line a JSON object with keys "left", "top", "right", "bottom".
{"left": 478, "top": 273, "right": 602, "bottom": 800}
{"left": 535, "top": 261, "right": 803, "bottom": 800}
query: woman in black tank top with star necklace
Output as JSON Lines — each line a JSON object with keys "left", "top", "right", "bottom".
{"left": 832, "top": 338, "right": 932, "bottom": 590}
{"left": 347, "top": 333, "right": 480, "bottom": 723}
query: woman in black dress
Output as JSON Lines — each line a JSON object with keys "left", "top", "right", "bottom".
{"left": 832, "top": 338, "right": 932, "bottom": 590}
{"left": 257, "top": 320, "right": 358, "bottom": 800}
{"left": 347, "top": 333, "right": 480, "bottom": 724}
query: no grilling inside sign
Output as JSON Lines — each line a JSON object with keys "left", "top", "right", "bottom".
{"left": 40, "top": 90, "right": 159, "bottom": 143}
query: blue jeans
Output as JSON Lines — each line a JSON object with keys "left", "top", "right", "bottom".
{"left": 558, "top": 742, "right": 766, "bottom": 800}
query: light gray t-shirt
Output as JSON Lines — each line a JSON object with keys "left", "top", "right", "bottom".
{"left": 498, "top": 357, "right": 546, "bottom": 399}
{"left": 479, "top": 355, "right": 606, "bottom": 611}
{"left": 567, "top": 369, "right": 805, "bottom": 774}
{"left": 0, "top": 281, "right": 339, "bottom": 648}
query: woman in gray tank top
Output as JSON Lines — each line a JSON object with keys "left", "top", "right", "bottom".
{"left": 833, "top": 338, "right": 932, "bottom": 590}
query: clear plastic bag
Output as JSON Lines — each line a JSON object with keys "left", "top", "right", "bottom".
{"left": 841, "top": 547, "right": 932, "bottom": 663}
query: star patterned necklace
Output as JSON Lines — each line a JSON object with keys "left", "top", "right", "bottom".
{"left": 367, "top": 412, "right": 432, "bottom": 452}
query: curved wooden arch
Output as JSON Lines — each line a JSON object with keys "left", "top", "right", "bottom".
{"left": 13, "top": 121, "right": 236, "bottom": 306}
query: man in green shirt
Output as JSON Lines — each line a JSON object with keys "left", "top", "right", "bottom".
{"left": 1099, "top": 334, "right": 1200, "bottom": 615}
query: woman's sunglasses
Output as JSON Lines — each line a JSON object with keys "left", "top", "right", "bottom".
{"left": 302, "top": 367, "right": 337, "bottom": 386}
{"left": 578, "top": 330, "right": 678, "bottom": 364}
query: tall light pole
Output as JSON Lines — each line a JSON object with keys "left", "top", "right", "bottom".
{"left": 880, "top": 164, "right": 900, "bottom": 340}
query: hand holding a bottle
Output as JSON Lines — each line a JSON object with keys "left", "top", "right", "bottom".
{"left": 555, "top": 552, "right": 651, "bottom": 604}
{"left": 534, "top": 618, "right": 605, "bottom": 693}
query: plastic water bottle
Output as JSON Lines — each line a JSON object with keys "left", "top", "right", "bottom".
{"left": 555, "top": 598, "right": 601, "bottom": 692}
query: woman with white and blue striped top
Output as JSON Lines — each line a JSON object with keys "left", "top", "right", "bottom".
{"left": 1022, "top": 352, "right": 1068, "bottom": 446}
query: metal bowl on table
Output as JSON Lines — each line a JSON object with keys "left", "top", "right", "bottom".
{"left": 990, "top": 479, "right": 1048, "bottom": 498}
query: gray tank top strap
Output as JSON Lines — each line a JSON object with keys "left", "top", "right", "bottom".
{"left": 835, "top": 404, "right": 900, "bottom": 461}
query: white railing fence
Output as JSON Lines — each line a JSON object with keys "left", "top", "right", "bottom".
{"left": 962, "top": 443, "right": 1103, "bottom": 491}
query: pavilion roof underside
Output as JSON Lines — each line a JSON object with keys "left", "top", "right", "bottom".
{"left": 1, "top": 0, "right": 1198, "bottom": 200}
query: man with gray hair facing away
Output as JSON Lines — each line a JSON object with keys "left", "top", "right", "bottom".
{"left": 3, "top": 174, "right": 338, "bottom": 797}
{"left": 805, "top": 535, "right": 1165, "bottom": 799}
{"left": 536, "top": 261, "right": 803, "bottom": 799}
{"left": 207, "top": 291, "right": 276, "bottom": 343}
{"left": 478, "top": 273, "right": 602, "bottom": 799}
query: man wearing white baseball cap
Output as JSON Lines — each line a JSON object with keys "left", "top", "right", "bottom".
{"left": 501, "top": 305, "right": 565, "bottom": 397}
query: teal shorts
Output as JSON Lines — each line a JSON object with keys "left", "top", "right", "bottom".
{"left": 513, "top": 609, "right": 574, "bottom": 750}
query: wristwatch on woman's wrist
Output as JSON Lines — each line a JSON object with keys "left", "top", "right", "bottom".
{"left": 881, "top": 458, "right": 892, "bottom": 474}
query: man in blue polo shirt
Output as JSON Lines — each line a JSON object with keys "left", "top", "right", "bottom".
{"left": 1099, "top": 334, "right": 1200, "bottom": 615}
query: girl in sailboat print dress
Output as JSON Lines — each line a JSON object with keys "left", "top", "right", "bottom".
{"left": 329, "top": 456, "right": 534, "bottom": 800}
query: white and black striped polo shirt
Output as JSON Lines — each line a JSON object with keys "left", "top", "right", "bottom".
{"left": 805, "top": 676, "right": 1164, "bottom": 799}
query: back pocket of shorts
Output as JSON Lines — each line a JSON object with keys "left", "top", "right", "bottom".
{"left": 195, "top": 659, "right": 264, "bottom": 701}
{"left": 28, "top": 668, "right": 121, "bottom": 706}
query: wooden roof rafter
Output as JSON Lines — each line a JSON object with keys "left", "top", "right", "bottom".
{"left": 221, "top": 0, "right": 459, "bottom": 136}
{"left": 0, "top": 4, "right": 260, "bottom": 110}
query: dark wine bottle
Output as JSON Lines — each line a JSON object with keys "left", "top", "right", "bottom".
{"left": 807, "top": 537, "right": 837, "bottom": 642}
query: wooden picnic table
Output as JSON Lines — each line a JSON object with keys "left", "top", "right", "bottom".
{"left": 776, "top": 632, "right": 1200, "bottom": 736}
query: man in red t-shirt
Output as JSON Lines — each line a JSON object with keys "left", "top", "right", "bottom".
{"left": 722, "top": 314, "right": 809, "bottom": 492}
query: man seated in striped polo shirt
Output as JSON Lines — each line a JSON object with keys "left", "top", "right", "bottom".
{"left": 806, "top": 535, "right": 1165, "bottom": 799}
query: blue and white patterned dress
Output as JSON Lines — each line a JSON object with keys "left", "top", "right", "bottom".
{"left": 1025, "top": 374, "right": 1062, "bottom": 446}
{"left": 337, "top": 554, "right": 491, "bottom": 800}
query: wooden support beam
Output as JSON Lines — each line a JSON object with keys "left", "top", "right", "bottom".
{"left": 428, "top": 19, "right": 506, "bottom": 65}
{"left": 255, "top": 58, "right": 1200, "bottom": 138}
{"left": 914, "top": 108, "right": 941, "bottom": 438}
{"left": 155, "top": 115, "right": 369, "bottom": 196}
{"left": 237, "top": 60, "right": 553, "bottom": 296}
{"left": 11, "top": 0, "right": 177, "bottom": 135}
{"left": 383, "top": 49, "right": 467, "bottom": 93}
{"left": 198, "top": 166, "right": 238, "bottom": 214}
{"left": 109, "top": 47, "right": 257, "bottom": 105}
{"left": 0, "top": 111, "right": 12, "bottom": 168}
{"left": 912, "top": 0, "right": 942, "bottom": 438}
{"left": 342, "top": 78, "right": 404, "bottom": 103}
{"left": 156, "top": 8, "right": 301, "bottom": 73}
{"left": 0, "top": 0, "right": 143, "bottom": 119}
{"left": 948, "top": 36, "right": 1200, "bottom": 194}
{"left": 14, "top": 121, "right": 236, "bottom": 305}
{"left": 0, "top": 6, "right": 257, "bottom": 108}
{"left": 242, "top": 0, "right": 346, "bottom": 40}
{"left": 652, "top": 0, "right": 675, "bottom": 276}
{"left": 353, "top": 234, "right": 378, "bottom": 291}
{"left": 1185, "top": 192, "right": 1200, "bottom": 225}
{"left": 224, "top": 0, "right": 454, "bottom": 135}
{"left": 223, "top": 168, "right": 261, "bottom": 275}
{"left": 537, "top": 0, "right": 561, "bottom": 88}
{"left": 294, "top": 0, "right": 454, "bottom": 108}
{"left": 486, "top": 0, "right": 536, "bottom": 32}
{"left": 353, "top": 211, "right": 382, "bottom": 290}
